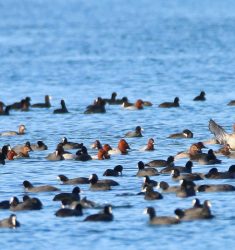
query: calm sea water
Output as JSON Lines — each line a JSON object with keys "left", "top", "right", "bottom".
{"left": 0, "top": 0, "right": 235, "bottom": 249}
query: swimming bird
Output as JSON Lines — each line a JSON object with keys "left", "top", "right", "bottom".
{"left": 61, "top": 137, "right": 83, "bottom": 150}
{"left": 46, "top": 144, "right": 65, "bottom": 161}
{"left": 143, "top": 185, "right": 163, "bottom": 200}
{"left": 103, "top": 92, "right": 128, "bottom": 105}
{"left": 140, "top": 138, "right": 155, "bottom": 151}
{"left": 103, "top": 165, "right": 123, "bottom": 176}
{"left": 227, "top": 100, "right": 235, "bottom": 106}
{"left": 193, "top": 91, "right": 206, "bottom": 101}
{"left": 84, "top": 97, "right": 106, "bottom": 114}
{"left": 10, "top": 196, "right": 43, "bottom": 211}
{"left": 158, "top": 97, "right": 180, "bottom": 108}
{"left": 0, "top": 125, "right": 26, "bottom": 136}
{"left": 23, "top": 180, "right": 60, "bottom": 192}
{"left": 175, "top": 179, "right": 196, "bottom": 198}
{"left": 158, "top": 181, "right": 181, "bottom": 193}
{"left": 84, "top": 205, "right": 113, "bottom": 221}
{"left": 57, "top": 174, "right": 89, "bottom": 185}
{"left": 197, "top": 183, "right": 235, "bottom": 192}
{"left": 209, "top": 119, "right": 235, "bottom": 150}
{"left": 124, "top": 126, "right": 143, "bottom": 137}
{"left": 55, "top": 203, "right": 83, "bottom": 217}
{"left": 0, "top": 214, "right": 20, "bottom": 228}
{"left": 89, "top": 174, "right": 112, "bottom": 191}
{"left": 122, "top": 99, "right": 144, "bottom": 110}
{"left": 53, "top": 99, "right": 69, "bottom": 114}
{"left": 175, "top": 200, "right": 214, "bottom": 221}
{"left": 144, "top": 207, "right": 180, "bottom": 225}
{"left": 171, "top": 169, "right": 203, "bottom": 182}
{"left": 75, "top": 146, "right": 92, "bottom": 161}
{"left": 136, "top": 161, "right": 159, "bottom": 177}
{"left": 168, "top": 129, "right": 193, "bottom": 139}
{"left": 108, "top": 139, "right": 130, "bottom": 155}
{"left": 204, "top": 166, "right": 235, "bottom": 179}
{"left": 145, "top": 155, "right": 174, "bottom": 168}
{"left": 0, "top": 105, "right": 11, "bottom": 115}
{"left": 32, "top": 95, "right": 51, "bottom": 108}
{"left": 53, "top": 186, "right": 81, "bottom": 203}
{"left": 160, "top": 160, "right": 193, "bottom": 174}
{"left": 0, "top": 199, "right": 10, "bottom": 209}
{"left": 30, "top": 141, "right": 48, "bottom": 151}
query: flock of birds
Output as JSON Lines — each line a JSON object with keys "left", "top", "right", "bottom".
{"left": 0, "top": 91, "right": 235, "bottom": 228}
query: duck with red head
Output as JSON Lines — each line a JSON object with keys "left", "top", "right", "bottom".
{"left": 108, "top": 139, "right": 130, "bottom": 155}
{"left": 123, "top": 99, "right": 144, "bottom": 110}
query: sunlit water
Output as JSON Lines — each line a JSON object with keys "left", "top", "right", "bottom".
{"left": 0, "top": 0, "right": 235, "bottom": 249}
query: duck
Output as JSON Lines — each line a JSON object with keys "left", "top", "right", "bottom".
{"left": 168, "top": 129, "right": 193, "bottom": 139}
{"left": 96, "top": 148, "right": 111, "bottom": 160}
{"left": 84, "top": 205, "right": 113, "bottom": 222}
{"left": 175, "top": 179, "right": 196, "bottom": 198}
{"left": 197, "top": 183, "right": 235, "bottom": 192}
{"left": 57, "top": 174, "right": 89, "bottom": 185}
{"left": 0, "top": 214, "right": 20, "bottom": 228}
{"left": 193, "top": 91, "right": 206, "bottom": 101}
{"left": 122, "top": 99, "right": 144, "bottom": 110}
{"left": 13, "top": 141, "right": 32, "bottom": 153}
{"left": 53, "top": 99, "right": 69, "bottom": 114}
{"left": 46, "top": 144, "right": 65, "bottom": 161}
{"left": 209, "top": 119, "right": 235, "bottom": 150}
{"left": 12, "top": 142, "right": 33, "bottom": 158}
{"left": 23, "top": 180, "right": 60, "bottom": 192}
{"left": 6, "top": 146, "right": 17, "bottom": 160}
{"left": 158, "top": 97, "right": 180, "bottom": 108}
{"left": 157, "top": 181, "right": 181, "bottom": 193}
{"left": 61, "top": 137, "right": 83, "bottom": 150}
{"left": 124, "top": 126, "right": 143, "bottom": 137}
{"left": 89, "top": 174, "right": 112, "bottom": 191}
{"left": 32, "top": 95, "right": 51, "bottom": 108}
{"left": 140, "top": 138, "right": 155, "bottom": 151}
{"left": 53, "top": 186, "right": 81, "bottom": 203}
{"left": 75, "top": 146, "right": 92, "bottom": 161}
{"left": 108, "top": 139, "right": 130, "bottom": 155}
{"left": 143, "top": 185, "right": 163, "bottom": 200}
{"left": 0, "top": 124, "right": 26, "bottom": 136}
{"left": 55, "top": 203, "right": 83, "bottom": 217}
{"left": 145, "top": 155, "right": 174, "bottom": 168}
{"left": 144, "top": 207, "right": 180, "bottom": 225}
{"left": 227, "top": 100, "right": 235, "bottom": 106}
{"left": 103, "top": 165, "right": 123, "bottom": 176}
{"left": 9, "top": 196, "right": 43, "bottom": 211}
{"left": 84, "top": 97, "right": 106, "bottom": 114}
{"left": 215, "top": 144, "right": 235, "bottom": 158}
{"left": 30, "top": 141, "right": 48, "bottom": 151}
{"left": 171, "top": 169, "right": 203, "bottom": 182}
{"left": 136, "top": 161, "right": 159, "bottom": 177}
{"left": 175, "top": 200, "right": 214, "bottom": 221}
{"left": 175, "top": 141, "right": 207, "bottom": 160}
{"left": 0, "top": 105, "right": 11, "bottom": 115}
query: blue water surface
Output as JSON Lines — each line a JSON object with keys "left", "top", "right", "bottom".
{"left": 0, "top": 0, "right": 235, "bottom": 249}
